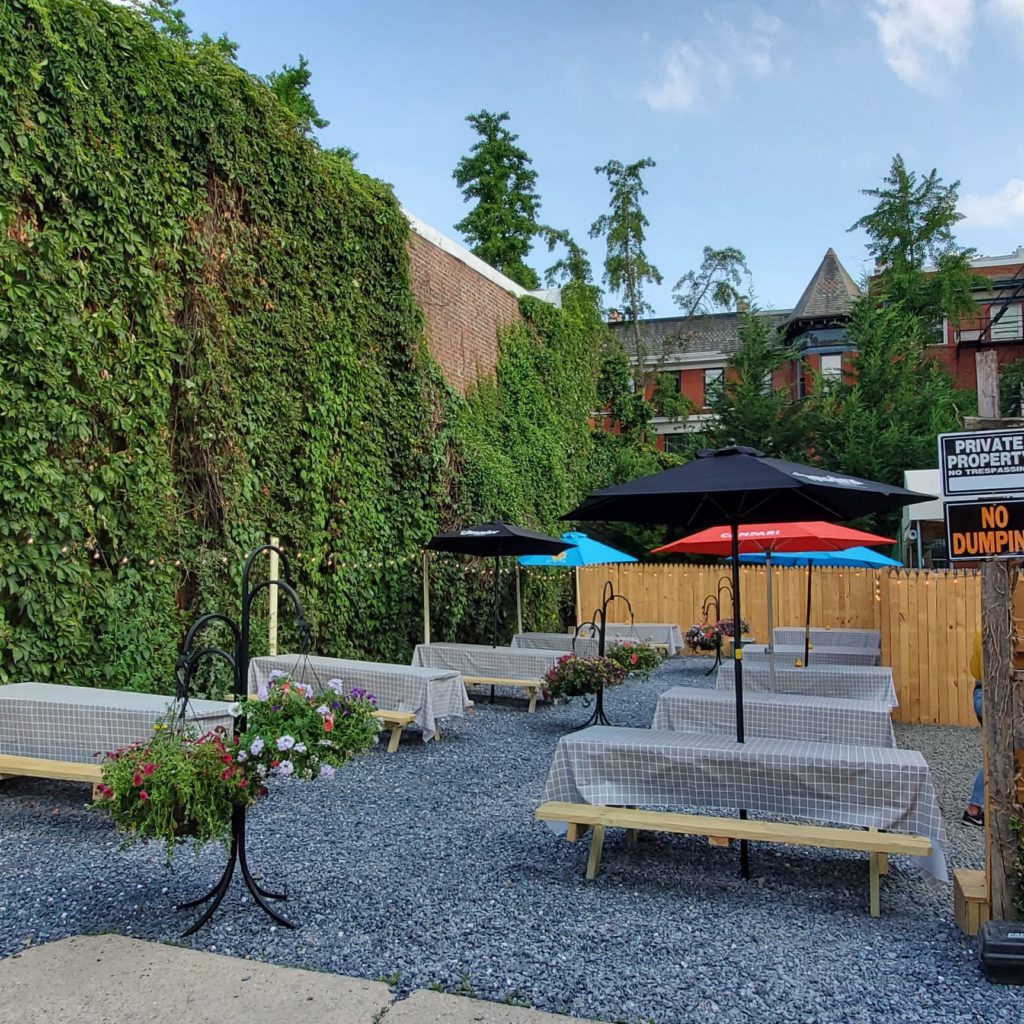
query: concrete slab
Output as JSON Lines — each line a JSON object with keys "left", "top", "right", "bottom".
{"left": 0, "top": 935, "right": 393, "bottom": 1024}
{"left": 386, "top": 988, "right": 599, "bottom": 1024}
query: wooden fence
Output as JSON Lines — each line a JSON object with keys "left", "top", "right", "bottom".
{"left": 578, "top": 563, "right": 983, "bottom": 726}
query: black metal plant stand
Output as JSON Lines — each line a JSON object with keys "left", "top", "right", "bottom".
{"left": 573, "top": 581, "right": 634, "bottom": 729}
{"left": 174, "top": 544, "right": 312, "bottom": 936}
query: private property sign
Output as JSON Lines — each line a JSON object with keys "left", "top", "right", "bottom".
{"left": 945, "top": 500, "right": 1024, "bottom": 561}
{"left": 938, "top": 429, "right": 1024, "bottom": 496}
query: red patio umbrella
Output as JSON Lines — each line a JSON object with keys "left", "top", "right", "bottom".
{"left": 652, "top": 521, "right": 894, "bottom": 672}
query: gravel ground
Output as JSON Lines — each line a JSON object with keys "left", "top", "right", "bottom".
{"left": 0, "top": 657, "right": 1014, "bottom": 1023}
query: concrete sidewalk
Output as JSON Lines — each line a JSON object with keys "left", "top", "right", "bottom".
{"left": 0, "top": 935, "right": 599, "bottom": 1024}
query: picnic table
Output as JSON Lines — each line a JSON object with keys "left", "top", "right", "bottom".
{"left": 774, "top": 627, "right": 881, "bottom": 650}
{"left": 740, "top": 643, "right": 881, "bottom": 666}
{"left": 411, "top": 643, "right": 564, "bottom": 713}
{"left": 572, "top": 623, "right": 684, "bottom": 654}
{"left": 0, "top": 682, "right": 234, "bottom": 785}
{"left": 652, "top": 686, "right": 896, "bottom": 747}
{"left": 248, "top": 654, "right": 469, "bottom": 744}
{"left": 717, "top": 663, "right": 898, "bottom": 707}
{"left": 540, "top": 726, "right": 947, "bottom": 885}
{"left": 511, "top": 632, "right": 600, "bottom": 657}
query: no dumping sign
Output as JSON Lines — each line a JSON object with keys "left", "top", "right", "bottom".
{"left": 938, "top": 429, "right": 1024, "bottom": 497}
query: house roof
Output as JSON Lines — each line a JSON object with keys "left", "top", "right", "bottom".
{"left": 611, "top": 309, "right": 791, "bottom": 361}
{"left": 786, "top": 248, "right": 861, "bottom": 324}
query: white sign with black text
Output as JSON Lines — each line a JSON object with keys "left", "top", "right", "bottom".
{"left": 938, "top": 429, "right": 1024, "bottom": 497}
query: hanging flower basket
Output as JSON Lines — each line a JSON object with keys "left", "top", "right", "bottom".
{"left": 94, "top": 674, "right": 381, "bottom": 862}
{"left": 605, "top": 641, "right": 663, "bottom": 677}
{"left": 685, "top": 623, "right": 722, "bottom": 652}
{"left": 543, "top": 655, "right": 627, "bottom": 703}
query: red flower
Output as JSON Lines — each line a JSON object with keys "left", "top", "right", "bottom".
{"left": 323, "top": 715, "right": 334, "bottom": 732}
{"left": 143, "top": 763, "right": 155, "bottom": 776}
{"left": 132, "top": 771, "right": 143, "bottom": 786}
{"left": 271, "top": 759, "right": 280, "bottom": 768}
{"left": 258, "top": 785, "right": 268, "bottom": 797}
{"left": 221, "top": 767, "right": 234, "bottom": 781}
{"left": 630, "top": 653, "right": 638, "bottom": 665}
{"left": 138, "top": 790, "right": 149, "bottom": 802}
{"left": 221, "top": 754, "right": 233, "bottom": 764}
{"left": 238, "top": 778, "right": 249, "bottom": 789}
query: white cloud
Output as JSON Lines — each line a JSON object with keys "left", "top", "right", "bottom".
{"left": 868, "top": 0, "right": 975, "bottom": 90}
{"left": 961, "top": 178, "right": 1024, "bottom": 226}
{"left": 640, "top": 9, "right": 785, "bottom": 113}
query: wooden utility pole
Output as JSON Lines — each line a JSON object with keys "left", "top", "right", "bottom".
{"left": 970, "top": 351, "right": 1024, "bottom": 920}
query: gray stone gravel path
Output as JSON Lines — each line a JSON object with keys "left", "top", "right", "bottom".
{"left": 0, "top": 657, "right": 1013, "bottom": 1023}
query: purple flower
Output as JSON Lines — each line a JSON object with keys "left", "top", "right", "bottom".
{"left": 326, "top": 678, "right": 345, "bottom": 695}
{"left": 316, "top": 704, "right": 330, "bottom": 717}
{"left": 249, "top": 737, "right": 265, "bottom": 756}
{"left": 319, "top": 764, "right": 336, "bottom": 781}
{"left": 276, "top": 735, "right": 296, "bottom": 751}
{"left": 299, "top": 683, "right": 314, "bottom": 699}
{"left": 275, "top": 759, "right": 294, "bottom": 777}
{"left": 351, "top": 687, "right": 365, "bottom": 700}
{"left": 256, "top": 682, "right": 270, "bottom": 702}
{"left": 236, "top": 750, "right": 248, "bottom": 763}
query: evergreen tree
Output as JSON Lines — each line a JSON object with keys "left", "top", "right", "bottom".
{"left": 590, "top": 157, "right": 662, "bottom": 360}
{"left": 849, "top": 154, "right": 979, "bottom": 333}
{"left": 452, "top": 110, "right": 541, "bottom": 289}
{"left": 701, "top": 311, "right": 805, "bottom": 459}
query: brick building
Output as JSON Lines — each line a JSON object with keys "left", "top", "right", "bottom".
{"left": 403, "top": 210, "right": 558, "bottom": 392}
{"left": 612, "top": 247, "right": 1024, "bottom": 450}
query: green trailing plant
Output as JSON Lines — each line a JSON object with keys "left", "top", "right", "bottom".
{"left": 94, "top": 722, "right": 258, "bottom": 862}
{"left": 0, "top": 1, "right": 611, "bottom": 688}
{"left": 605, "top": 641, "right": 663, "bottom": 677}
{"left": 543, "top": 654, "right": 627, "bottom": 703}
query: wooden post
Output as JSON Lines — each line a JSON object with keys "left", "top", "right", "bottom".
{"left": 268, "top": 536, "right": 279, "bottom": 657}
{"left": 422, "top": 551, "right": 431, "bottom": 645}
{"left": 972, "top": 351, "right": 1024, "bottom": 920}
{"left": 515, "top": 564, "right": 524, "bottom": 635}
{"left": 574, "top": 567, "right": 582, "bottom": 627}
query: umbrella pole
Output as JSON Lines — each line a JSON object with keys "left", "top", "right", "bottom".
{"left": 515, "top": 564, "right": 523, "bottom": 635}
{"left": 574, "top": 566, "right": 581, "bottom": 628}
{"left": 766, "top": 550, "right": 775, "bottom": 691}
{"left": 422, "top": 551, "right": 431, "bottom": 645}
{"left": 491, "top": 554, "right": 500, "bottom": 702}
{"left": 804, "top": 563, "right": 813, "bottom": 666}
{"left": 729, "top": 524, "right": 749, "bottom": 880}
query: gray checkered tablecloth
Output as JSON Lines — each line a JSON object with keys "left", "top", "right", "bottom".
{"left": 774, "top": 628, "right": 881, "bottom": 650}
{"left": 573, "top": 623, "right": 684, "bottom": 654}
{"left": 411, "top": 644, "right": 564, "bottom": 694}
{"left": 716, "top": 663, "right": 899, "bottom": 708}
{"left": 741, "top": 644, "right": 881, "bottom": 666}
{"left": 0, "top": 682, "right": 234, "bottom": 765}
{"left": 652, "top": 686, "right": 896, "bottom": 747}
{"left": 248, "top": 655, "right": 469, "bottom": 739}
{"left": 511, "top": 633, "right": 601, "bottom": 657}
{"left": 541, "top": 726, "right": 947, "bottom": 880}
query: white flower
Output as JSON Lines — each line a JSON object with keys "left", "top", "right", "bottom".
{"left": 250, "top": 736, "right": 265, "bottom": 756}
{"left": 316, "top": 704, "right": 330, "bottom": 717}
{"left": 326, "top": 678, "right": 345, "bottom": 695}
{"left": 276, "top": 735, "right": 296, "bottom": 752}
{"left": 276, "top": 759, "right": 294, "bottom": 777}
{"left": 236, "top": 750, "right": 248, "bottom": 763}
{"left": 319, "top": 764, "right": 336, "bottom": 781}
{"left": 294, "top": 742, "right": 306, "bottom": 753}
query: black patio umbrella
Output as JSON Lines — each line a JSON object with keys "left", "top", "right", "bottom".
{"left": 563, "top": 446, "right": 932, "bottom": 873}
{"left": 425, "top": 521, "right": 574, "bottom": 646}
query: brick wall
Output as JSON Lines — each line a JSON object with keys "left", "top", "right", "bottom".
{"left": 406, "top": 227, "right": 524, "bottom": 393}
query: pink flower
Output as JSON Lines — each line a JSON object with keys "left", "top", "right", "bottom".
{"left": 138, "top": 790, "right": 149, "bottom": 802}
{"left": 143, "top": 763, "right": 155, "bottom": 776}
{"left": 132, "top": 771, "right": 143, "bottom": 786}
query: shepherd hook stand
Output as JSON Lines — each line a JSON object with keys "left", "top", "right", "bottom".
{"left": 175, "top": 544, "right": 312, "bottom": 936}
{"left": 573, "top": 581, "right": 634, "bottom": 729}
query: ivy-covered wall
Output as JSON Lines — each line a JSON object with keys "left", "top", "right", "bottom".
{"left": 0, "top": 0, "right": 606, "bottom": 694}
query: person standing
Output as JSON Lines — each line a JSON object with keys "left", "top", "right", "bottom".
{"left": 963, "top": 631, "right": 984, "bottom": 827}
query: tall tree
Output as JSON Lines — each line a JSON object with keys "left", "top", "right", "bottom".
{"left": 849, "top": 154, "right": 979, "bottom": 332}
{"left": 672, "top": 246, "right": 750, "bottom": 317}
{"left": 590, "top": 157, "right": 662, "bottom": 359}
{"left": 701, "top": 310, "right": 806, "bottom": 460}
{"left": 541, "top": 226, "right": 593, "bottom": 288}
{"left": 452, "top": 110, "right": 541, "bottom": 289}
{"left": 266, "top": 55, "right": 329, "bottom": 136}
{"left": 806, "top": 297, "right": 964, "bottom": 532}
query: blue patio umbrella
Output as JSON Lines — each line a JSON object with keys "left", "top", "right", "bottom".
{"left": 739, "top": 546, "right": 901, "bottom": 663}
{"left": 518, "top": 531, "right": 637, "bottom": 627}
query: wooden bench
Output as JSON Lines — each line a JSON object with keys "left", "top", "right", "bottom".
{"left": 535, "top": 801, "right": 933, "bottom": 917}
{"left": 953, "top": 868, "right": 991, "bottom": 935}
{"left": 0, "top": 753, "right": 103, "bottom": 800}
{"left": 372, "top": 709, "right": 419, "bottom": 752}
{"left": 463, "top": 676, "right": 542, "bottom": 714}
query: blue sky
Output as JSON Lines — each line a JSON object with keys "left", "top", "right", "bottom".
{"left": 177, "top": 0, "right": 1024, "bottom": 316}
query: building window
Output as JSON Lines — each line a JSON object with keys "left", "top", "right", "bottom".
{"left": 664, "top": 433, "right": 690, "bottom": 455}
{"left": 820, "top": 353, "right": 843, "bottom": 380}
{"left": 991, "top": 303, "right": 1023, "bottom": 342}
{"left": 703, "top": 367, "right": 724, "bottom": 406}
{"left": 761, "top": 370, "right": 773, "bottom": 394}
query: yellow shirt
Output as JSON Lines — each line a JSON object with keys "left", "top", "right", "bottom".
{"left": 970, "top": 631, "right": 982, "bottom": 682}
